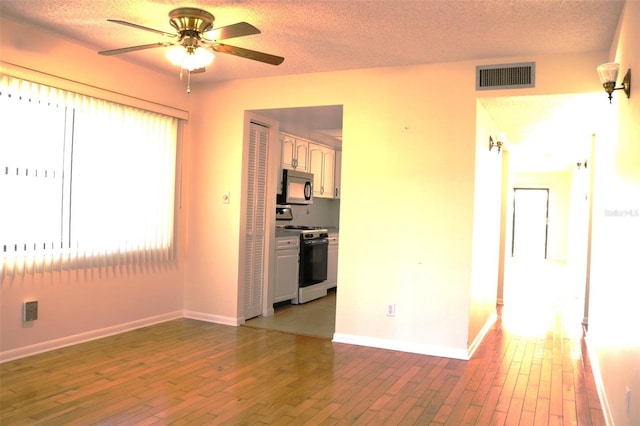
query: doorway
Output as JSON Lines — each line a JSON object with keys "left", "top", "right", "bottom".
{"left": 243, "top": 105, "right": 342, "bottom": 339}
{"left": 511, "top": 188, "right": 549, "bottom": 259}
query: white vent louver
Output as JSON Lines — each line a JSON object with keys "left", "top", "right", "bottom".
{"left": 476, "top": 62, "right": 535, "bottom": 90}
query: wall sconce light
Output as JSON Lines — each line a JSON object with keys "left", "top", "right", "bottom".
{"left": 489, "top": 135, "right": 503, "bottom": 153}
{"left": 597, "top": 62, "right": 631, "bottom": 103}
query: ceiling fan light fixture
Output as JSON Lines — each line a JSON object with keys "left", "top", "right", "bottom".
{"left": 99, "top": 6, "right": 284, "bottom": 92}
{"left": 166, "top": 45, "right": 214, "bottom": 71}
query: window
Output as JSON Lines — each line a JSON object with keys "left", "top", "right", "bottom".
{"left": 0, "top": 76, "right": 179, "bottom": 277}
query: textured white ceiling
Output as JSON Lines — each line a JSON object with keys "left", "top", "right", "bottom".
{"left": 0, "top": 0, "right": 627, "bottom": 171}
{"left": 480, "top": 93, "right": 614, "bottom": 172}
{"left": 0, "top": 0, "right": 625, "bottom": 83}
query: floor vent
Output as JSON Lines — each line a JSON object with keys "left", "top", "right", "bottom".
{"left": 476, "top": 62, "right": 535, "bottom": 90}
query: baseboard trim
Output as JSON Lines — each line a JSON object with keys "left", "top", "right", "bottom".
{"left": 0, "top": 311, "right": 183, "bottom": 364}
{"left": 584, "top": 334, "right": 614, "bottom": 426}
{"left": 183, "top": 310, "right": 240, "bottom": 326}
{"left": 332, "top": 333, "right": 470, "bottom": 360}
{"left": 467, "top": 311, "right": 498, "bottom": 359}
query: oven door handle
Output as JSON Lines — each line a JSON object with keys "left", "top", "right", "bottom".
{"left": 302, "top": 238, "right": 328, "bottom": 245}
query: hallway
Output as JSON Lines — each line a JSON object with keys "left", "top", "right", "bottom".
{"left": 502, "top": 258, "right": 586, "bottom": 337}
{"left": 490, "top": 258, "right": 602, "bottom": 425}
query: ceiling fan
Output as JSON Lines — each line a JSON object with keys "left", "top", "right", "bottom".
{"left": 98, "top": 7, "right": 284, "bottom": 90}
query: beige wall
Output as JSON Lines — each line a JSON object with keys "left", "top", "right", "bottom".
{"left": 0, "top": 17, "right": 190, "bottom": 360}
{"left": 185, "top": 53, "right": 608, "bottom": 359}
{"left": 468, "top": 101, "right": 502, "bottom": 354}
{"left": 0, "top": 18, "right": 190, "bottom": 116}
{"left": 587, "top": 1, "right": 640, "bottom": 424}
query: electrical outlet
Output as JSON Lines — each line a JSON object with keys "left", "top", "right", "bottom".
{"left": 24, "top": 301, "right": 38, "bottom": 322}
{"left": 386, "top": 303, "right": 395, "bottom": 317}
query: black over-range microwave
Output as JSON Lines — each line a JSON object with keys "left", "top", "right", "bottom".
{"left": 277, "top": 169, "right": 313, "bottom": 205}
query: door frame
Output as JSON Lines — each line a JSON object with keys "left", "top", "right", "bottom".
{"left": 511, "top": 187, "right": 549, "bottom": 259}
{"left": 239, "top": 112, "right": 281, "bottom": 322}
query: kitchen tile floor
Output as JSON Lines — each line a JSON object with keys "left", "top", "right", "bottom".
{"left": 243, "top": 288, "right": 336, "bottom": 339}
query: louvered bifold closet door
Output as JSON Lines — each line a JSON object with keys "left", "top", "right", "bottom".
{"left": 243, "top": 122, "right": 269, "bottom": 319}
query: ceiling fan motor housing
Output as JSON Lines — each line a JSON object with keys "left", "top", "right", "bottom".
{"left": 169, "top": 8, "right": 215, "bottom": 40}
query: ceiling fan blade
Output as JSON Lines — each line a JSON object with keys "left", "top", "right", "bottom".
{"left": 203, "top": 22, "right": 260, "bottom": 41}
{"left": 212, "top": 43, "right": 284, "bottom": 65}
{"left": 98, "top": 42, "right": 172, "bottom": 56}
{"left": 107, "top": 19, "right": 177, "bottom": 38}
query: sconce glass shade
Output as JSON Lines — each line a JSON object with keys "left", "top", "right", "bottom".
{"left": 166, "top": 45, "right": 214, "bottom": 71}
{"left": 596, "top": 62, "right": 631, "bottom": 103}
{"left": 596, "top": 62, "right": 620, "bottom": 84}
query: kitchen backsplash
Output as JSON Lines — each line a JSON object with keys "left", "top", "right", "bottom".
{"left": 277, "top": 198, "right": 340, "bottom": 228}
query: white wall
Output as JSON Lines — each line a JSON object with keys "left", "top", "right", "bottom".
{"left": 0, "top": 16, "right": 190, "bottom": 361}
{"left": 587, "top": 2, "right": 640, "bottom": 424}
{"left": 185, "top": 52, "right": 609, "bottom": 359}
{"left": 468, "top": 101, "right": 502, "bottom": 354}
{"left": 567, "top": 157, "right": 592, "bottom": 321}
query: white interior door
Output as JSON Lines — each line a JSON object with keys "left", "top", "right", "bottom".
{"left": 511, "top": 188, "right": 549, "bottom": 259}
{"left": 243, "top": 122, "right": 269, "bottom": 320}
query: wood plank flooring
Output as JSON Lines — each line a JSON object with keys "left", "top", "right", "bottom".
{"left": 0, "top": 306, "right": 604, "bottom": 425}
{"left": 1, "top": 260, "right": 603, "bottom": 425}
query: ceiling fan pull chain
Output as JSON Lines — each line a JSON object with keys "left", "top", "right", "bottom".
{"left": 187, "top": 70, "right": 191, "bottom": 94}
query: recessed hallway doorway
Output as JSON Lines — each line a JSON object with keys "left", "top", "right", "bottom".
{"left": 511, "top": 188, "right": 549, "bottom": 259}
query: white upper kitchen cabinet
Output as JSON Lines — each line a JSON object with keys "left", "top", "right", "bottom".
{"left": 309, "top": 143, "right": 335, "bottom": 199}
{"left": 280, "top": 133, "right": 309, "bottom": 172}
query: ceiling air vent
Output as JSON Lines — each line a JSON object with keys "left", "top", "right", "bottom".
{"left": 476, "top": 62, "right": 535, "bottom": 90}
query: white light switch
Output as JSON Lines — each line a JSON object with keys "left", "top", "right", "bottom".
{"left": 223, "top": 191, "right": 230, "bottom": 204}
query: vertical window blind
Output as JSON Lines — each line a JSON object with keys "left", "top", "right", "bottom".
{"left": 0, "top": 75, "right": 179, "bottom": 277}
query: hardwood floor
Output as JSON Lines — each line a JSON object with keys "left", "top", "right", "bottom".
{"left": 1, "top": 264, "right": 604, "bottom": 425}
